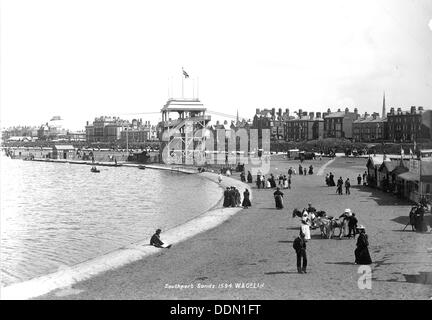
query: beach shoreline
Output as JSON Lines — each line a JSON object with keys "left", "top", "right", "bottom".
{"left": 0, "top": 163, "right": 250, "bottom": 300}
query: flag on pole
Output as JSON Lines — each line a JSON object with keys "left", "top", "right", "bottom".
{"left": 401, "top": 146, "right": 404, "bottom": 158}
{"left": 410, "top": 148, "right": 413, "bottom": 158}
{"left": 414, "top": 140, "right": 417, "bottom": 151}
{"left": 182, "top": 68, "right": 189, "bottom": 78}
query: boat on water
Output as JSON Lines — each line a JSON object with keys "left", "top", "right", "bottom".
{"left": 138, "top": 165, "right": 146, "bottom": 170}
{"left": 91, "top": 167, "right": 100, "bottom": 173}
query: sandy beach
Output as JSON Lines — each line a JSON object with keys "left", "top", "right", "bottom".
{"left": 37, "top": 156, "right": 432, "bottom": 300}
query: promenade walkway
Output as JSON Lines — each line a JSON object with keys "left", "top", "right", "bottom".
{"left": 39, "top": 157, "right": 432, "bottom": 299}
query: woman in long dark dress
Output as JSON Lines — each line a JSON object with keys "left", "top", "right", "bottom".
{"left": 256, "top": 174, "right": 261, "bottom": 189}
{"left": 354, "top": 226, "right": 372, "bottom": 264}
{"left": 242, "top": 189, "right": 252, "bottom": 208}
{"left": 247, "top": 171, "right": 253, "bottom": 183}
{"left": 240, "top": 171, "right": 246, "bottom": 182}
{"left": 273, "top": 187, "right": 284, "bottom": 209}
{"left": 270, "top": 174, "right": 277, "bottom": 188}
{"left": 329, "top": 172, "right": 335, "bottom": 186}
{"left": 223, "top": 187, "right": 231, "bottom": 207}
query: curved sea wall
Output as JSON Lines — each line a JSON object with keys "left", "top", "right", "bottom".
{"left": 0, "top": 171, "right": 251, "bottom": 300}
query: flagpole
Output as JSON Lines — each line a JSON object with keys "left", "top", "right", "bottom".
{"left": 182, "top": 68, "right": 184, "bottom": 99}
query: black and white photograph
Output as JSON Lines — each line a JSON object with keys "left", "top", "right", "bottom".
{"left": 1, "top": 0, "right": 432, "bottom": 304}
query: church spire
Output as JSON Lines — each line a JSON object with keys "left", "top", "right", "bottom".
{"left": 236, "top": 109, "right": 239, "bottom": 124}
{"left": 382, "top": 91, "right": 386, "bottom": 118}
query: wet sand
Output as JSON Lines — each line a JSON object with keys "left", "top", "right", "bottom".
{"left": 38, "top": 157, "right": 432, "bottom": 299}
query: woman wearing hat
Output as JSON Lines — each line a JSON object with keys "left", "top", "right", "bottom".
{"left": 354, "top": 225, "right": 372, "bottom": 264}
{"left": 301, "top": 211, "right": 311, "bottom": 240}
{"left": 339, "top": 209, "right": 352, "bottom": 237}
{"left": 273, "top": 187, "right": 284, "bottom": 209}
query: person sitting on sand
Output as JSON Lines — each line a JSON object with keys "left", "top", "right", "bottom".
{"left": 150, "top": 229, "right": 171, "bottom": 249}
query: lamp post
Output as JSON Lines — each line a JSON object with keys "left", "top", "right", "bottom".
{"left": 126, "top": 127, "right": 129, "bottom": 156}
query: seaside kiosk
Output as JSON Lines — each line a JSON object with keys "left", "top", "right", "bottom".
{"left": 52, "top": 145, "right": 75, "bottom": 160}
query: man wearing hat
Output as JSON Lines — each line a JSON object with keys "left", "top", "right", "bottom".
{"left": 347, "top": 212, "right": 358, "bottom": 239}
{"left": 293, "top": 230, "right": 308, "bottom": 274}
{"left": 150, "top": 229, "right": 171, "bottom": 249}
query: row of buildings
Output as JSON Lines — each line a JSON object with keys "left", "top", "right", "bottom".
{"left": 1, "top": 116, "right": 86, "bottom": 142}
{"left": 366, "top": 151, "right": 432, "bottom": 204}
{"left": 251, "top": 103, "right": 431, "bottom": 142}
{"left": 85, "top": 117, "right": 158, "bottom": 143}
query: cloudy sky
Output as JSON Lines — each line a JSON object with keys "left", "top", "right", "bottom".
{"left": 1, "top": 0, "right": 432, "bottom": 130}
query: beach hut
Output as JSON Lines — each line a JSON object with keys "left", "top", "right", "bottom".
{"left": 366, "top": 156, "right": 384, "bottom": 187}
{"left": 395, "top": 159, "right": 432, "bottom": 203}
{"left": 378, "top": 159, "right": 398, "bottom": 191}
{"left": 287, "top": 149, "right": 299, "bottom": 159}
{"left": 52, "top": 145, "right": 75, "bottom": 160}
{"left": 390, "top": 162, "right": 409, "bottom": 196}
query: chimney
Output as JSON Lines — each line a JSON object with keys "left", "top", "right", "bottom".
{"left": 327, "top": 108, "right": 331, "bottom": 113}
{"left": 354, "top": 108, "right": 358, "bottom": 114}
{"left": 285, "top": 108, "right": 289, "bottom": 116}
{"left": 309, "top": 112, "right": 314, "bottom": 119}
{"left": 372, "top": 113, "right": 377, "bottom": 120}
{"left": 216, "top": 120, "right": 220, "bottom": 125}
{"left": 411, "top": 106, "right": 416, "bottom": 114}
{"left": 418, "top": 106, "right": 424, "bottom": 112}
{"left": 223, "top": 120, "right": 228, "bottom": 125}
{"left": 302, "top": 112, "right": 308, "bottom": 118}
{"left": 278, "top": 108, "right": 282, "bottom": 119}
{"left": 86, "top": 121, "right": 89, "bottom": 126}
{"left": 298, "top": 109, "right": 303, "bottom": 118}
{"left": 345, "top": 107, "right": 349, "bottom": 114}
{"left": 397, "top": 107, "right": 402, "bottom": 114}
{"left": 337, "top": 108, "right": 341, "bottom": 112}
{"left": 390, "top": 107, "right": 395, "bottom": 115}
{"left": 364, "top": 112, "right": 369, "bottom": 118}
{"left": 316, "top": 112, "right": 321, "bottom": 118}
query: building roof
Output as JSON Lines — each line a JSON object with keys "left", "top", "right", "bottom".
{"left": 54, "top": 145, "right": 75, "bottom": 150}
{"left": 398, "top": 171, "right": 419, "bottom": 181}
{"left": 354, "top": 116, "right": 386, "bottom": 124}
{"left": 366, "top": 155, "right": 384, "bottom": 167}
{"left": 391, "top": 165, "right": 409, "bottom": 175}
{"left": 379, "top": 160, "right": 398, "bottom": 172}
{"left": 324, "top": 111, "right": 346, "bottom": 118}
{"left": 161, "top": 99, "right": 206, "bottom": 112}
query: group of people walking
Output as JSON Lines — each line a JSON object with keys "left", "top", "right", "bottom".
{"left": 298, "top": 164, "right": 314, "bottom": 175}
{"left": 222, "top": 186, "right": 252, "bottom": 209}
{"left": 325, "top": 173, "right": 351, "bottom": 195}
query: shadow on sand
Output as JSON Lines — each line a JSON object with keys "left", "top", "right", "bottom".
{"left": 349, "top": 185, "right": 414, "bottom": 207}
{"left": 265, "top": 271, "right": 300, "bottom": 275}
{"left": 324, "top": 261, "right": 355, "bottom": 266}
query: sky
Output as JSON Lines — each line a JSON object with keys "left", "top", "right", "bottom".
{"left": 1, "top": 0, "right": 432, "bottom": 131}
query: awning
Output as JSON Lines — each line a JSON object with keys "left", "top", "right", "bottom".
{"left": 397, "top": 171, "right": 419, "bottom": 182}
